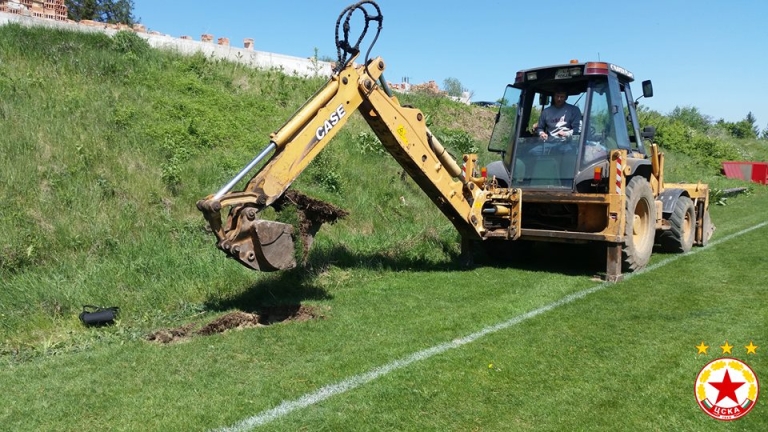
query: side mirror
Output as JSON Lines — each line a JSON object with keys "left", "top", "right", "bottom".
{"left": 642, "top": 80, "right": 653, "bottom": 98}
{"left": 641, "top": 126, "right": 656, "bottom": 140}
{"left": 538, "top": 94, "right": 549, "bottom": 106}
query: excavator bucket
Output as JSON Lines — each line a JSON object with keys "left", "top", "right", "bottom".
{"left": 249, "top": 220, "right": 297, "bottom": 271}
{"left": 226, "top": 217, "right": 297, "bottom": 272}
{"left": 201, "top": 191, "right": 348, "bottom": 273}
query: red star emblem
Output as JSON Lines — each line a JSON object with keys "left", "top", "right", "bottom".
{"left": 708, "top": 370, "right": 745, "bottom": 404}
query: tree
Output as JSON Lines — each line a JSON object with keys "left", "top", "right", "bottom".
{"left": 715, "top": 116, "right": 758, "bottom": 140}
{"left": 66, "top": 0, "right": 97, "bottom": 22}
{"left": 66, "top": 0, "right": 137, "bottom": 25}
{"left": 745, "top": 111, "right": 759, "bottom": 137}
{"left": 442, "top": 77, "right": 465, "bottom": 97}
{"left": 668, "top": 106, "right": 711, "bottom": 132}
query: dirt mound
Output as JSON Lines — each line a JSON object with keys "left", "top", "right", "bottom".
{"left": 146, "top": 305, "right": 326, "bottom": 344}
{"left": 273, "top": 190, "right": 349, "bottom": 260}
{"left": 274, "top": 190, "right": 349, "bottom": 224}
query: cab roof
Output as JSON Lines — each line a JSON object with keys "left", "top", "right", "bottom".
{"left": 513, "top": 61, "right": 635, "bottom": 92}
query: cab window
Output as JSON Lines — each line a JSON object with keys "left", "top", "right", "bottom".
{"left": 488, "top": 85, "right": 521, "bottom": 158}
{"left": 506, "top": 85, "right": 587, "bottom": 189}
{"left": 582, "top": 82, "right": 619, "bottom": 167}
{"left": 607, "top": 76, "right": 631, "bottom": 148}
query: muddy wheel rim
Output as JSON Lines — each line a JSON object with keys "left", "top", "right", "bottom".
{"left": 633, "top": 199, "right": 651, "bottom": 248}
{"left": 683, "top": 206, "right": 693, "bottom": 240}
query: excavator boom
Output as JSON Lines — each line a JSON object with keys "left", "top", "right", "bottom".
{"left": 197, "top": 50, "right": 521, "bottom": 271}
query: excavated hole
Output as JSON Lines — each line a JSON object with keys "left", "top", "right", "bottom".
{"left": 146, "top": 305, "right": 326, "bottom": 344}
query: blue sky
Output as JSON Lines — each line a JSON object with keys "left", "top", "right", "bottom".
{"left": 133, "top": 0, "right": 767, "bottom": 127}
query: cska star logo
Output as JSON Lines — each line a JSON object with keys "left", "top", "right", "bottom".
{"left": 695, "top": 358, "right": 759, "bottom": 421}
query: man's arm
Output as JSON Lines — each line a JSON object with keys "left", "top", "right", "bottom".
{"left": 570, "top": 105, "right": 583, "bottom": 135}
{"left": 536, "top": 108, "right": 549, "bottom": 137}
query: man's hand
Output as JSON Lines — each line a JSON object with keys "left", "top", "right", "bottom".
{"left": 551, "top": 128, "right": 573, "bottom": 139}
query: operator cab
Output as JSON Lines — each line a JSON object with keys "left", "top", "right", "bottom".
{"left": 487, "top": 61, "right": 653, "bottom": 192}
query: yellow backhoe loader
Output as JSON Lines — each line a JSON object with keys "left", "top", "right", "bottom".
{"left": 197, "top": 1, "right": 714, "bottom": 282}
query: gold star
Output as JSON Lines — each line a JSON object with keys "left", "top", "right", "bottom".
{"left": 745, "top": 341, "right": 759, "bottom": 355}
{"left": 721, "top": 341, "right": 733, "bottom": 354}
{"left": 696, "top": 342, "right": 709, "bottom": 355}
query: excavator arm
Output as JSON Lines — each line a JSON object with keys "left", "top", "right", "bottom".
{"left": 197, "top": 2, "right": 522, "bottom": 272}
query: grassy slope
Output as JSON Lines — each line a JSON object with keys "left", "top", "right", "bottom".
{"left": 0, "top": 24, "right": 494, "bottom": 354}
{"left": 1, "top": 25, "right": 767, "bottom": 431}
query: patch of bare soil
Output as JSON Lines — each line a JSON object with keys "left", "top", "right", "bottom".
{"left": 195, "top": 311, "right": 262, "bottom": 336}
{"left": 146, "top": 305, "right": 326, "bottom": 344}
{"left": 430, "top": 105, "right": 497, "bottom": 144}
{"left": 466, "top": 106, "right": 497, "bottom": 143}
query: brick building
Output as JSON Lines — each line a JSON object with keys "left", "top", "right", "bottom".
{"left": 0, "top": 0, "right": 67, "bottom": 21}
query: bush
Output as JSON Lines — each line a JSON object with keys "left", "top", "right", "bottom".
{"left": 654, "top": 120, "right": 741, "bottom": 171}
{"left": 306, "top": 149, "right": 343, "bottom": 193}
{"left": 356, "top": 131, "right": 386, "bottom": 155}
{"left": 111, "top": 30, "right": 150, "bottom": 55}
{"left": 437, "top": 128, "right": 479, "bottom": 154}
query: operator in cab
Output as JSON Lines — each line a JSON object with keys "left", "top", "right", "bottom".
{"left": 535, "top": 87, "right": 582, "bottom": 141}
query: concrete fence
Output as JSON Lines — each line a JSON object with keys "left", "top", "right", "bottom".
{"left": 0, "top": 11, "right": 333, "bottom": 78}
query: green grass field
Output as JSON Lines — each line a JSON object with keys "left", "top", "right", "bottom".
{"left": 1, "top": 194, "right": 766, "bottom": 431}
{"left": 1, "top": 24, "right": 767, "bottom": 431}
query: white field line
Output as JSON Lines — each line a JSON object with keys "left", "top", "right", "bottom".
{"left": 214, "top": 220, "right": 768, "bottom": 432}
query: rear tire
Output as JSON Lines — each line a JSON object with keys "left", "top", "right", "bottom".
{"left": 622, "top": 177, "right": 656, "bottom": 272}
{"left": 658, "top": 195, "right": 695, "bottom": 253}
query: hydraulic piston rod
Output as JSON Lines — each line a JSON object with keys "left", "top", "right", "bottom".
{"left": 212, "top": 142, "right": 277, "bottom": 201}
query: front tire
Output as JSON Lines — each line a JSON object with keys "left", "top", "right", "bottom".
{"left": 658, "top": 195, "right": 695, "bottom": 253}
{"left": 622, "top": 177, "right": 656, "bottom": 272}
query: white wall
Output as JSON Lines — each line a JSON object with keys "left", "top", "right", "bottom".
{"left": 0, "top": 12, "right": 333, "bottom": 78}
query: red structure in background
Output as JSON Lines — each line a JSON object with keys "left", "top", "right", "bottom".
{"left": 722, "top": 161, "right": 768, "bottom": 185}
{"left": 0, "top": 0, "right": 68, "bottom": 21}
